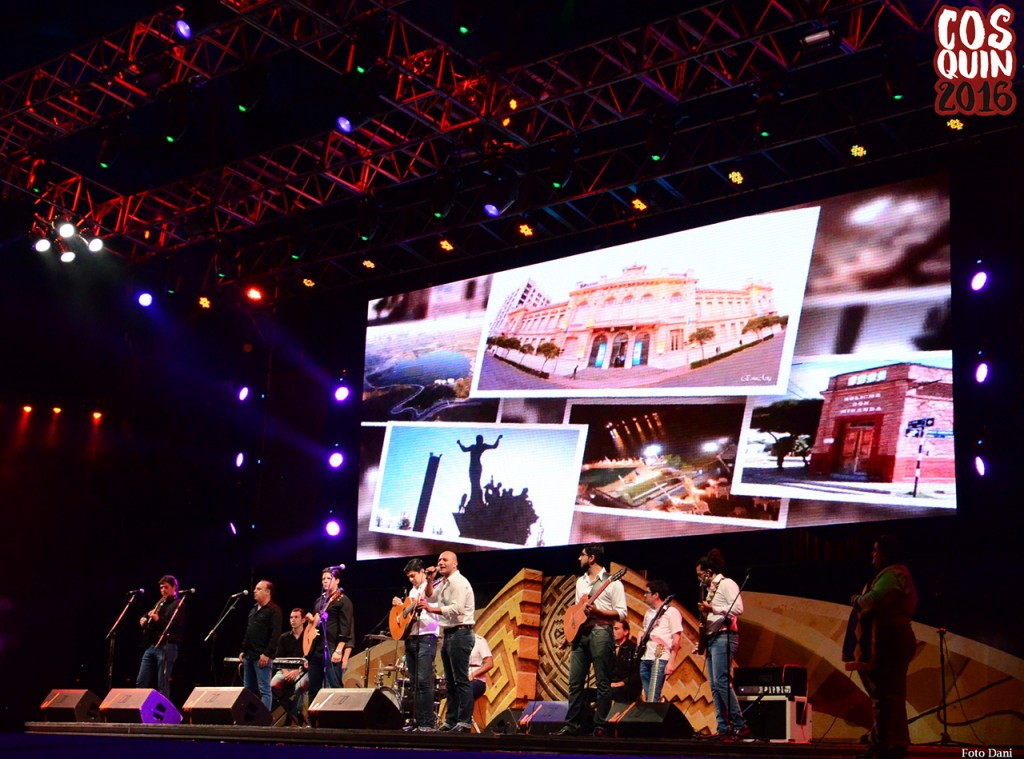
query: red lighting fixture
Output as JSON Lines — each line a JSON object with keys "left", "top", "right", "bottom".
{"left": 198, "top": 296, "right": 211, "bottom": 309}
{"left": 246, "top": 287, "right": 263, "bottom": 301}
{"left": 440, "top": 239, "right": 454, "bottom": 251}
{"left": 92, "top": 411, "right": 103, "bottom": 421}
{"left": 363, "top": 259, "right": 376, "bottom": 269}
{"left": 518, "top": 223, "right": 534, "bottom": 237}
{"left": 850, "top": 144, "right": 867, "bottom": 158}
{"left": 22, "top": 406, "right": 32, "bottom": 413}
{"left": 631, "top": 198, "right": 648, "bottom": 211}
{"left": 728, "top": 170, "right": 745, "bottom": 185}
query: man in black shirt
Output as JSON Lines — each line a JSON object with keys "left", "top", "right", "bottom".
{"left": 240, "top": 579, "right": 282, "bottom": 710}
{"left": 610, "top": 619, "right": 640, "bottom": 703}
{"left": 136, "top": 575, "right": 185, "bottom": 700}
{"left": 306, "top": 567, "right": 354, "bottom": 700}
{"left": 271, "top": 608, "right": 309, "bottom": 724}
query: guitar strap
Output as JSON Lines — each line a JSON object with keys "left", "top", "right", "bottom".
{"left": 638, "top": 596, "right": 674, "bottom": 653}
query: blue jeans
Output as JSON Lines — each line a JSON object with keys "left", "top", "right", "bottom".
{"left": 307, "top": 651, "right": 345, "bottom": 701}
{"left": 243, "top": 655, "right": 274, "bottom": 711}
{"left": 566, "top": 625, "right": 613, "bottom": 731}
{"left": 440, "top": 627, "right": 474, "bottom": 728}
{"left": 136, "top": 644, "right": 178, "bottom": 700}
{"left": 406, "top": 634, "right": 439, "bottom": 727}
{"left": 706, "top": 632, "right": 745, "bottom": 733}
{"left": 639, "top": 658, "right": 667, "bottom": 702}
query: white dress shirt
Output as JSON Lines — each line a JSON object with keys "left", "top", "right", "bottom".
{"left": 705, "top": 574, "right": 743, "bottom": 636}
{"left": 436, "top": 569, "right": 475, "bottom": 628}
{"left": 575, "top": 569, "right": 627, "bottom": 621}
{"left": 641, "top": 605, "right": 683, "bottom": 661}
{"left": 409, "top": 581, "right": 440, "bottom": 637}
{"left": 468, "top": 634, "right": 492, "bottom": 682}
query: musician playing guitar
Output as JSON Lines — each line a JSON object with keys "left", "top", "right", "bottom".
{"left": 639, "top": 579, "right": 682, "bottom": 703}
{"left": 391, "top": 559, "right": 439, "bottom": 731}
{"left": 306, "top": 567, "right": 354, "bottom": 701}
{"left": 695, "top": 549, "right": 749, "bottom": 739}
{"left": 556, "top": 544, "right": 626, "bottom": 737}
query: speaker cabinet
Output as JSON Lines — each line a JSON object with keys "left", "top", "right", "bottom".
{"left": 40, "top": 689, "right": 101, "bottom": 722}
{"left": 606, "top": 701, "right": 695, "bottom": 738}
{"left": 183, "top": 686, "right": 272, "bottom": 726}
{"left": 308, "top": 688, "right": 403, "bottom": 730}
{"left": 99, "top": 688, "right": 182, "bottom": 724}
{"left": 486, "top": 708, "right": 523, "bottom": 734}
{"left": 516, "top": 700, "right": 569, "bottom": 735}
{"left": 738, "top": 695, "right": 812, "bottom": 743}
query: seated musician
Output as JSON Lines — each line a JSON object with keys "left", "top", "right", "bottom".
{"left": 271, "top": 608, "right": 309, "bottom": 725}
{"left": 609, "top": 619, "right": 640, "bottom": 703}
{"left": 468, "top": 633, "right": 493, "bottom": 702}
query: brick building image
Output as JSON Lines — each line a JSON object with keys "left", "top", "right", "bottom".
{"left": 808, "top": 362, "right": 954, "bottom": 483}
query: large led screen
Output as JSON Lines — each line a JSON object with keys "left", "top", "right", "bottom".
{"left": 358, "top": 175, "right": 953, "bottom": 560}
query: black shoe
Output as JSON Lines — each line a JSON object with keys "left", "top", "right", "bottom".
{"left": 450, "top": 724, "right": 472, "bottom": 733}
{"left": 733, "top": 725, "right": 752, "bottom": 740}
{"left": 439, "top": 724, "right": 457, "bottom": 732}
{"left": 553, "top": 726, "right": 579, "bottom": 736}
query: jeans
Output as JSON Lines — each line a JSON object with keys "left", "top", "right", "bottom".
{"left": 706, "top": 632, "right": 745, "bottom": 734}
{"left": 639, "top": 658, "right": 667, "bottom": 702}
{"left": 440, "top": 627, "right": 474, "bottom": 728}
{"left": 136, "top": 644, "right": 178, "bottom": 700}
{"left": 271, "top": 669, "right": 309, "bottom": 717}
{"left": 406, "top": 634, "right": 439, "bottom": 727}
{"left": 566, "top": 625, "right": 613, "bottom": 731}
{"left": 243, "top": 655, "right": 274, "bottom": 711}
{"left": 307, "top": 651, "right": 345, "bottom": 702}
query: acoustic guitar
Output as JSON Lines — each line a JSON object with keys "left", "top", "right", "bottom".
{"left": 388, "top": 596, "right": 417, "bottom": 640}
{"left": 696, "top": 570, "right": 716, "bottom": 655}
{"left": 563, "top": 567, "right": 627, "bottom": 645}
{"left": 303, "top": 590, "right": 341, "bottom": 656}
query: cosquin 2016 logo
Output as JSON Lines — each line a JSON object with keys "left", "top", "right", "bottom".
{"left": 933, "top": 4, "right": 1017, "bottom": 116}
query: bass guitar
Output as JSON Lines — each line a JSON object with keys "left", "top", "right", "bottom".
{"left": 563, "top": 567, "right": 627, "bottom": 645}
{"left": 304, "top": 590, "right": 342, "bottom": 656}
{"left": 697, "top": 569, "right": 716, "bottom": 655}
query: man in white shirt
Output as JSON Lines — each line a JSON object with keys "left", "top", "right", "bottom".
{"left": 392, "top": 558, "right": 439, "bottom": 731}
{"left": 638, "top": 579, "right": 682, "bottom": 702}
{"left": 557, "top": 544, "right": 626, "bottom": 736}
{"left": 696, "top": 549, "right": 749, "bottom": 739}
{"left": 468, "top": 633, "right": 493, "bottom": 702}
{"left": 420, "top": 550, "right": 475, "bottom": 733}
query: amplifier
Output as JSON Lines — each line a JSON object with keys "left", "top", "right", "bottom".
{"left": 733, "top": 665, "right": 807, "bottom": 698}
{"left": 738, "top": 695, "right": 812, "bottom": 743}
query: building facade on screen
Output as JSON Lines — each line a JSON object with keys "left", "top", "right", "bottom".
{"left": 490, "top": 264, "right": 779, "bottom": 370}
{"left": 808, "top": 362, "right": 954, "bottom": 483}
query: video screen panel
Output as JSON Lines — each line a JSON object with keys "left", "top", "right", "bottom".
{"left": 358, "top": 174, "right": 953, "bottom": 560}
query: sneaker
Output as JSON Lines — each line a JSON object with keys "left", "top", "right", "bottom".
{"left": 733, "top": 725, "right": 752, "bottom": 740}
{"left": 402, "top": 724, "right": 418, "bottom": 732}
{"left": 450, "top": 724, "right": 472, "bottom": 733}
{"left": 553, "top": 725, "right": 579, "bottom": 736}
{"left": 439, "top": 724, "right": 457, "bottom": 732}
{"left": 416, "top": 726, "right": 438, "bottom": 733}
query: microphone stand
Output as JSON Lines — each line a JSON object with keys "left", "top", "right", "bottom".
{"left": 720, "top": 569, "right": 751, "bottom": 736}
{"left": 205, "top": 593, "right": 246, "bottom": 684}
{"left": 105, "top": 591, "right": 143, "bottom": 691}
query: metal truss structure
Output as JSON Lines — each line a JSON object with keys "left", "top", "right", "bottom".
{"left": 1, "top": 0, "right": 1020, "bottom": 297}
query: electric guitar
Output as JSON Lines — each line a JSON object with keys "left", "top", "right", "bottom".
{"left": 304, "top": 590, "right": 341, "bottom": 656}
{"left": 697, "top": 570, "right": 716, "bottom": 655}
{"left": 563, "top": 567, "right": 627, "bottom": 645}
{"left": 645, "top": 643, "right": 665, "bottom": 702}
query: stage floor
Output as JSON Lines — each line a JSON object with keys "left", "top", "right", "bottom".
{"left": 21, "top": 722, "right": 977, "bottom": 759}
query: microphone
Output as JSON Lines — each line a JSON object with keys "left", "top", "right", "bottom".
{"left": 230, "top": 590, "right": 249, "bottom": 599}
{"left": 327, "top": 564, "right": 346, "bottom": 571}
{"left": 178, "top": 588, "right": 197, "bottom": 595}
{"left": 127, "top": 588, "right": 146, "bottom": 595}
{"left": 425, "top": 566, "right": 438, "bottom": 575}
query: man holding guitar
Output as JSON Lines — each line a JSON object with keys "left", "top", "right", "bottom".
{"left": 639, "top": 579, "right": 683, "bottom": 703}
{"left": 695, "top": 550, "right": 749, "bottom": 739}
{"left": 390, "top": 558, "right": 439, "bottom": 731}
{"left": 306, "top": 566, "right": 354, "bottom": 701}
{"left": 557, "top": 544, "right": 626, "bottom": 736}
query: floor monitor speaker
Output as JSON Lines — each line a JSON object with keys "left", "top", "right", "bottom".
{"left": 182, "top": 686, "right": 272, "bottom": 726}
{"left": 606, "top": 701, "right": 695, "bottom": 738}
{"left": 99, "top": 688, "right": 182, "bottom": 724}
{"left": 308, "top": 688, "right": 403, "bottom": 730}
{"left": 40, "top": 689, "right": 101, "bottom": 722}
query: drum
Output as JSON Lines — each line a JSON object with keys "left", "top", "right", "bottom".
{"left": 378, "top": 686, "right": 402, "bottom": 712}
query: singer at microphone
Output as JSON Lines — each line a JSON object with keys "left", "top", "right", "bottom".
{"left": 134, "top": 574, "right": 185, "bottom": 700}
{"left": 306, "top": 565, "right": 354, "bottom": 702}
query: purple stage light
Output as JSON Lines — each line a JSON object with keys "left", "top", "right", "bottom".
{"left": 238, "top": 386, "right": 250, "bottom": 401}
{"left": 334, "top": 386, "right": 350, "bottom": 402}
{"left": 483, "top": 203, "right": 501, "bottom": 217}
{"left": 970, "top": 271, "right": 987, "bottom": 291}
{"left": 336, "top": 116, "right": 353, "bottom": 133}
{"left": 328, "top": 451, "right": 344, "bottom": 468}
{"left": 229, "top": 522, "right": 237, "bottom": 535}
{"left": 325, "top": 519, "right": 341, "bottom": 537}
{"left": 975, "top": 363, "right": 988, "bottom": 383}
{"left": 235, "top": 452, "right": 245, "bottom": 467}
{"left": 138, "top": 292, "right": 153, "bottom": 307}
{"left": 175, "top": 19, "right": 192, "bottom": 39}
{"left": 974, "top": 456, "right": 986, "bottom": 476}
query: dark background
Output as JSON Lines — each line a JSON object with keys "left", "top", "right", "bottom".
{"left": 1, "top": 134, "right": 1020, "bottom": 729}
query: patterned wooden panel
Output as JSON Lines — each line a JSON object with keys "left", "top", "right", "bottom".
{"left": 741, "top": 592, "right": 1024, "bottom": 745}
